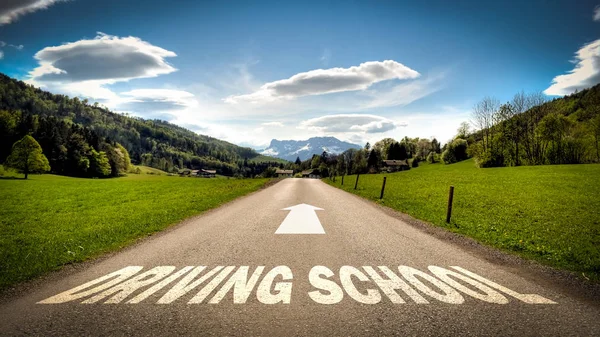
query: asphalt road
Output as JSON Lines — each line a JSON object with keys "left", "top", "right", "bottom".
{"left": 1, "top": 178, "right": 599, "bottom": 336}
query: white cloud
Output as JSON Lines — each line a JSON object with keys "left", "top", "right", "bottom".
{"left": 30, "top": 32, "right": 176, "bottom": 85}
{"left": 262, "top": 121, "right": 284, "bottom": 127}
{"left": 117, "top": 89, "right": 198, "bottom": 113}
{"left": 359, "top": 73, "right": 444, "bottom": 109}
{"left": 0, "top": 40, "right": 24, "bottom": 59}
{"left": 300, "top": 114, "right": 407, "bottom": 134}
{"left": 544, "top": 39, "right": 600, "bottom": 96}
{"left": 224, "top": 60, "right": 420, "bottom": 104}
{"left": 594, "top": 5, "right": 600, "bottom": 21}
{"left": 0, "top": 0, "right": 64, "bottom": 25}
{"left": 25, "top": 33, "right": 179, "bottom": 104}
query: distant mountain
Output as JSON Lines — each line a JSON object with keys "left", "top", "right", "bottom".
{"left": 261, "top": 137, "right": 361, "bottom": 161}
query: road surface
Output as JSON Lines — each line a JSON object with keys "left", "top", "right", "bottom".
{"left": 1, "top": 178, "right": 599, "bottom": 336}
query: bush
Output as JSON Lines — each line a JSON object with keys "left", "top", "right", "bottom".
{"left": 441, "top": 139, "right": 469, "bottom": 164}
{"left": 475, "top": 150, "right": 505, "bottom": 168}
{"left": 411, "top": 157, "right": 419, "bottom": 168}
{"left": 441, "top": 149, "right": 456, "bottom": 164}
{"left": 426, "top": 152, "right": 439, "bottom": 163}
{"left": 261, "top": 167, "right": 277, "bottom": 178}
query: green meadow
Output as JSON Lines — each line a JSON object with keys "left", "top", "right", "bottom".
{"left": 0, "top": 173, "right": 268, "bottom": 289}
{"left": 326, "top": 160, "right": 600, "bottom": 281}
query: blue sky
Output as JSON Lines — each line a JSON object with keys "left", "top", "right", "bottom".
{"left": 1, "top": 0, "right": 599, "bottom": 148}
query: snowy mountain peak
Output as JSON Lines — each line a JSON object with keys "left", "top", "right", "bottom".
{"left": 261, "top": 137, "right": 361, "bottom": 161}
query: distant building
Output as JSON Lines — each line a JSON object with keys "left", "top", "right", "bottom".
{"left": 275, "top": 169, "right": 293, "bottom": 178}
{"left": 199, "top": 169, "right": 216, "bottom": 178}
{"left": 382, "top": 160, "right": 410, "bottom": 172}
{"left": 301, "top": 169, "right": 320, "bottom": 179}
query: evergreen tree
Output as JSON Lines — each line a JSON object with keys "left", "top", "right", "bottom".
{"left": 367, "top": 149, "right": 380, "bottom": 170}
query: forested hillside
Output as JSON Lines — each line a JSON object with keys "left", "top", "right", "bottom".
{"left": 0, "top": 73, "right": 284, "bottom": 177}
{"left": 468, "top": 85, "right": 600, "bottom": 167}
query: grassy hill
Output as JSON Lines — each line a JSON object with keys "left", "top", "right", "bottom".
{"left": 0, "top": 173, "right": 269, "bottom": 290}
{"left": 131, "top": 165, "right": 169, "bottom": 175}
{"left": 326, "top": 160, "right": 600, "bottom": 281}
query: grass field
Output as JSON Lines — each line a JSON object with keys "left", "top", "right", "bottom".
{"left": 326, "top": 160, "right": 600, "bottom": 281}
{"left": 131, "top": 165, "right": 169, "bottom": 175}
{"left": 0, "top": 174, "right": 269, "bottom": 290}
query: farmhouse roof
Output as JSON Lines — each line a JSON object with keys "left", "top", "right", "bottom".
{"left": 275, "top": 169, "right": 293, "bottom": 174}
{"left": 201, "top": 169, "right": 217, "bottom": 174}
{"left": 383, "top": 160, "right": 408, "bottom": 166}
{"left": 301, "top": 169, "right": 314, "bottom": 175}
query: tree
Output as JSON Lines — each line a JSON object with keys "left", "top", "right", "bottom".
{"left": 90, "top": 149, "right": 112, "bottom": 177}
{"left": 471, "top": 96, "right": 500, "bottom": 151}
{"left": 5, "top": 135, "right": 50, "bottom": 179}
{"left": 311, "top": 155, "right": 321, "bottom": 169}
{"left": 416, "top": 138, "right": 431, "bottom": 158}
{"left": 456, "top": 121, "right": 471, "bottom": 139}
{"left": 387, "top": 142, "right": 408, "bottom": 160}
{"left": 352, "top": 149, "right": 367, "bottom": 174}
{"left": 364, "top": 142, "right": 371, "bottom": 151}
{"left": 441, "top": 138, "right": 468, "bottom": 164}
{"left": 588, "top": 114, "right": 600, "bottom": 162}
{"left": 367, "top": 148, "right": 381, "bottom": 171}
{"left": 430, "top": 138, "right": 441, "bottom": 154}
{"left": 373, "top": 138, "right": 396, "bottom": 159}
{"left": 400, "top": 137, "right": 416, "bottom": 158}
{"left": 295, "top": 156, "right": 302, "bottom": 165}
{"left": 321, "top": 151, "right": 328, "bottom": 164}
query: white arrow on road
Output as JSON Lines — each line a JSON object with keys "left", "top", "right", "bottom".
{"left": 275, "top": 204, "right": 325, "bottom": 234}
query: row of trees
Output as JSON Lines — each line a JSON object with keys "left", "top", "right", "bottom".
{"left": 1, "top": 111, "right": 131, "bottom": 178}
{"left": 468, "top": 85, "right": 600, "bottom": 167}
{"left": 277, "top": 137, "right": 444, "bottom": 177}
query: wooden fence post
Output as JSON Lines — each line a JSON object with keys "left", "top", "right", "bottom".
{"left": 341, "top": 175, "right": 344, "bottom": 185}
{"left": 380, "top": 177, "right": 387, "bottom": 199}
{"left": 446, "top": 186, "right": 454, "bottom": 223}
{"left": 354, "top": 174, "right": 360, "bottom": 190}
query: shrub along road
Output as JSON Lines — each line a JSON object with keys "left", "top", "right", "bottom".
{"left": 0, "top": 178, "right": 599, "bottom": 336}
{"left": 327, "top": 160, "right": 600, "bottom": 281}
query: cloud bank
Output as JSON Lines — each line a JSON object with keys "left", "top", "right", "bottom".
{"left": 594, "top": 5, "right": 600, "bottom": 21}
{"left": 0, "top": 0, "right": 64, "bottom": 25}
{"left": 544, "top": 39, "right": 600, "bottom": 96}
{"left": 225, "top": 60, "right": 419, "bottom": 104}
{"left": 300, "top": 114, "right": 407, "bottom": 134}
